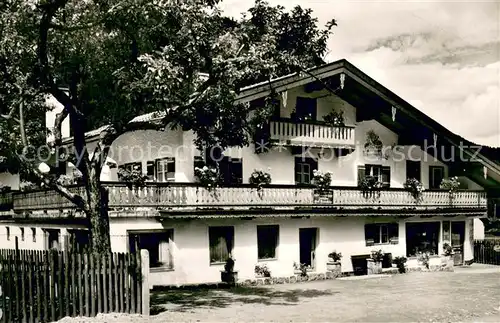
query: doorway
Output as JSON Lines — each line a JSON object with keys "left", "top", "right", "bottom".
{"left": 299, "top": 228, "right": 318, "bottom": 268}
{"left": 451, "top": 221, "right": 465, "bottom": 265}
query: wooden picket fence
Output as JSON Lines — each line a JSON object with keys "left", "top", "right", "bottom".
{"left": 0, "top": 248, "right": 149, "bottom": 323}
{"left": 473, "top": 239, "right": 500, "bottom": 265}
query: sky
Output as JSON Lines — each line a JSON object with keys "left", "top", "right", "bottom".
{"left": 220, "top": 0, "right": 500, "bottom": 147}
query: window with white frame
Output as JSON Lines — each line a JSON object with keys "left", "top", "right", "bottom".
{"left": 358, "top": 164, "right": 391, "bottom": 188}
{"left": 155, "top": 158, "right": 175, "bottom": 182}
{"left": 365, "top": 223, "right": 399, "bottom": 246}
{"left": 129, "top": 230, "right": 174, "bottom": 269}
{"left": 429, "top": 166, "right": 444, "bottom": 189}
{"left": 295, "top": 157, "right": 318, "bottom": 185}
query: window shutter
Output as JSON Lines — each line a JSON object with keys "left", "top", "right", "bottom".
{"left": 357, "top": 165, "right": 366, "bottom": 186}
{"left": 294, "top": 157, "right": 301, "bottom": 184}
{"left": 382, "top": 166, "right": 391, "bottom": 187}
{"left": 230, "top": 158, "right": 243, "bottom": 184}
{"left": 166, "top": 158, "right": 175, "bottom": 173}
{"left": 364, "top": 224, "right": 376, "bottom": 246}
{"left": 389, "top": 223, "right": 399, "bottom": 244}
{"left": 146, "top": 161, "right": 155, "bottom": 180}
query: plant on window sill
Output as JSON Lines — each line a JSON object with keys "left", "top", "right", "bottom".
{"left": 404, "top": 178, "right": 424, "bottom": 203}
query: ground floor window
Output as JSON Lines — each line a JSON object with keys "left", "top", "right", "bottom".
{"left": 209, "top": 226, "right": 234, "bottom": 264}
{"left": 129, "top": 230, "right": 174, "bottom": 269}
{"left": 406, "top": 222, "right": 440, "bottom": 257}
{"left": 364, "top": 223, "right": 399, "bottom": 246}
{"left": 257, "top": 225, "right": 279, "bottom": 260}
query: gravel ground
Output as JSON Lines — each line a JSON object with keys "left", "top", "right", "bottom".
{"left": 56, "top": 267, "right": 500, "bottom": 323}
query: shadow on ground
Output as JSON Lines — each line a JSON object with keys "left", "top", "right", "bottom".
{"left": 150, "top": 285, "right": 335, "bottom": 315}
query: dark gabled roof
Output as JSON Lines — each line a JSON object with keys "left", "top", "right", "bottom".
{"left": 59, "top": 58, "right": 500, "bottom": 177}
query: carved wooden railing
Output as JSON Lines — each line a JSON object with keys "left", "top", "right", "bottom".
{"left": 269, "top": 121, "right": 355, "bottom": 147}
{"left": 10, "top": 182, "right": 488, "bottom": 212}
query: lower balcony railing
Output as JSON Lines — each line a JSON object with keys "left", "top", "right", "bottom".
{"left": 9, "top": 182, "right": 488, "bottom": 213}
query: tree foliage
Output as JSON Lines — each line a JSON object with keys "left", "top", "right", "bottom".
{"left": 0, "top": 0, "right": 336, "bottom": 252}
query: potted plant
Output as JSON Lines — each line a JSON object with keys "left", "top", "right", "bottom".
{"left": 254, "top": 264, "right": 271, "bottom": 278}
{"left": 359, "top": 176, "right": 382, "bottom": 199}
{"left": 220, "top": 255, "right": 238, "bottom": 286}
{"left": 323, "top": 110, "right": 345, "bottom": 127}
{"left": 326, "top": 251, "right": 342, "bottom": 273}
{"left": 293, "top": 262, "right": 309, "bottom": 277}
{"left": 195, "top": 165, "right": 220, "bottom": 195}
{"left": 312, "top": 169, "right": 333, "bottom": 202}
{"left": 367, "top": 249, "right": 384, "bottom": 274}
{"left": 441, "top": 242, "right": 454, "bottom": 269}
{"left": 249, "top": 168, "right": 272, "bottom": 198}
{"left": 392, "top": 256, "right": 407, "bottom": 274}
{"left": 117, "top": 166, "right": 149, "bottom": 189}
{"left": 417, "top": 251, "right": 430, "bottom": 270}
{"left": 440, "top": 177, "right": 460, "bottom": 205}
{"left": 404, "top": 178, "right": 424, "bottom": 203}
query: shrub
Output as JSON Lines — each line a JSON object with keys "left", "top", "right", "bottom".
{"left": 417, "top": 252, "right": 430, "bottom": 269}
{"left": 224, "top": 256, "right": 235, "bottom": 273}
{"left": 443, "top": 242, "right": 454, "bottom": 256}
{"left": 254, "top": 264, "right": 271, "bottom": 277}
{"left": 293, "top": 262, "right": 309, "bottom": 277}
{"left": 393, "top": 256, "right": 407, "bottom": 273}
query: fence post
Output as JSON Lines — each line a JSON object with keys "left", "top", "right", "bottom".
{"left": 140, "top": 250, "right": 149, "bottom": 317}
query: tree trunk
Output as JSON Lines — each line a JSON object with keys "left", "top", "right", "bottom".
{"left": 85, "top": 165, "right": 111, "bottom": 255}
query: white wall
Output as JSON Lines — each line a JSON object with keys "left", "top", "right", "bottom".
{"left": 105, "top": 215, "right": 474, "bottom": 287}
{"left": 473, "top": 218, "right": 485, "bottom": 240}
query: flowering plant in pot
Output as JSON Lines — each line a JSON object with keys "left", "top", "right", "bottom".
{"left": 323, "top": 110, "right": 345, "bottom": 127}
{"left": 312, "top": 169, "right": 332, "bottom": 195}
{"left": 367, "top": 249, "right": 384, "bottom": 274}
{"left": 404, "top": 178, "right": 423, "bottom": 203}
{"left": 392, "top": 256, "right": 407, "bottom": 274}
{"left": 195, "top": 165, "right": 220, "bottom": 192}
{"left": 117, "top": 166, "right": 149, "bottom": 189}
{"left": 440, "top": 177, "right": 460, "bottom": 205}
{"left": 417, "top": 252, "right": 430, "bottom": 270}
{"left": 327, "top": 251, "right": 342, "bottom": 273}
{"left": 249, "top": 168, "right": 272, "bottom": 195}
{"left": 359, "top": 176, "right": 382, "bottom": 199}
{"left": 441, "top": 242, "right": 455, "bottom": 270}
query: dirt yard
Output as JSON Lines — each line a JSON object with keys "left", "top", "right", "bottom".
{"left": 56, "top": 265, "right": 500, "bottom": 322}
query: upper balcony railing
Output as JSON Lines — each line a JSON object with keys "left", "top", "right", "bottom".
{"left": 9, "top": 182, "right": 488, "bottom": 214}
{"left": 269, "top": 120, "right": 355, "bottom": 148}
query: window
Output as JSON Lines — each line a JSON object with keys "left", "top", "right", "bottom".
{"left": 406, "top": 222, "right": 440, "bottom": 257}
{"left": 295, "top": 157, "right": 318, "bottom": 185}
{"left": 429, "top": 166, "right": 444, "bottom": 189}
{"left": 20, "top": 228, "right": 24, "bottom": 241}
{"left": 365, "top": 223, "right": 398, "bottom": 246}
{"left": 209, "top": 226, "right": 234, "bottom": 264}
{"left": 257, "top": 225, "right": 279, "bottom": 260}
{"left": 156, "top": 158, "right": 175, "bottom": 182}
{"left": 146, "top": 161, "right": 155, "bottom": 179}
{"left": 219, "top": 157, "right": 243, "bottom": 185}
{"left": 118, "top": 162, "right": 142, "bottom": 180}
{"left": 294, "top": 97, "right": 317, "bottom": 121}
{"left": 358, "top": 164, "right": 391, "bottom": 188}
{"left": 45, "top": 229, "right": 60, "bottom": 250}
{"left": 31, "top": 228, "right": 36, "bottom": 242}
{"left": 406, "top": 160, "right": 421, "bottom": 182}
{"left": 68, "top": 230, "right": 90, "bottom": 253}
{"left": 129, "top": 230, "right": 174, "bottom": 269}
{"left": 6, "top": 227, "right": 10, "bottom": 241}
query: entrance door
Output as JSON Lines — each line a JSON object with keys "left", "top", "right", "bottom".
{"left": 451, "top": 221, "right": 465, "bottom": 265}
{"left": 299, "top": 228, "right": 318, "bottom": 268}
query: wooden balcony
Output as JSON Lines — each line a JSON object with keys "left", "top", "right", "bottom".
{"left": 10, "top": 183, "right": 488, "bottom": 215}
{"left": 269, "top": 121, "right": 355, "bottom": 148}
